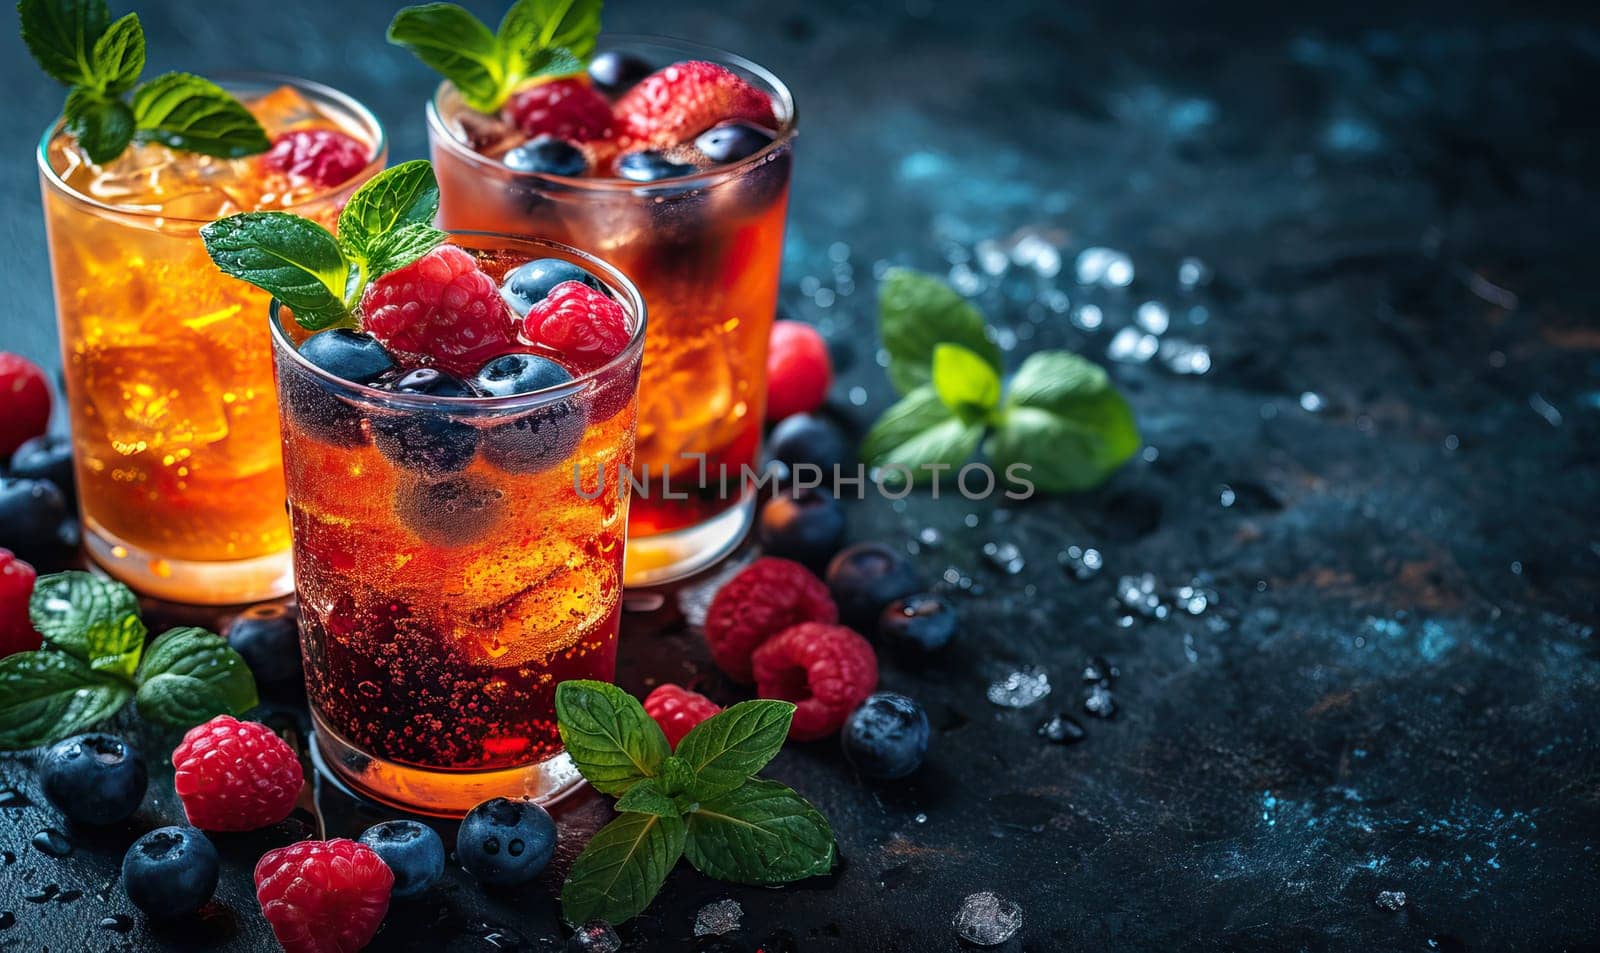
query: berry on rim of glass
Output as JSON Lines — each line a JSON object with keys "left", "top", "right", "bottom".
{"left": 766, "top": 320, "right": 832, "bottom": 421}
{"left": 615, "top": 149, "right": 696, "bottom": 182}
{"left": 503, "top": 136, "right": 589, "bottom": 176}
{"left": 501, "top": 258, "right": 604, "bottom": 317}
{"left": 521, "top": 280, "right": 631, "bottom": 373}
{"left": 505, "top": 77, "right": 615, "bottom": 142}
{"left": 261, "top": 129, "right": 371, "bottom": 189}
{"left": 613, "top": 60, "right": 778, "bottom": 149}
{"left": 588, "top": 50, "right": 653, "bottom": 94}
{"left": 695, "top": 121, "right": 775, "bottom": 164}
{"left": 360, "top": 244, "right": 518, "bottom": 378}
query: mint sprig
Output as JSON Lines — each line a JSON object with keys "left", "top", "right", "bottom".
{"left": 200, "top": 159, "right": 445, "bottom": 330}
{"left": 554, "top": 681, "right": 836, "bottom": 925}
{"left": 387, "top": 0, "right": 599, "bottom": 114}
{"left": 21, "top": 0, "right": 268, "bottom": 164}
{"left": 864, "top": 268, "right": 1142, "bottom": 493}
{"left": 0, "top": 572, "right": 259, "bottom": 750}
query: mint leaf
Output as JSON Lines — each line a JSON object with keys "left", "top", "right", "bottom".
{"left": 131, "top": 72, "right": 269, "bottom": 158}
{"left": 657, "top": 755, "right": 696, "bottom": 797}
{"left": 683, "top": 779, "right": 836, "bottom": 885}
{"left": 518, "top": 45, "right": 583, "bottom": 85}
{"left": 989, "top": 351, "right": 1141, "bottom": 493}
{"left": 337, "top": 159, "right": 440, "bottom": 264}
{"left": 89, "top": 11, "right": 143, "bottom": 94}
{"left": 365, "top": 223, "right": 446, "bottom": 281}
{"left": 555, "top": 680, "right": 670, "bottom": 796}
{"left": 28, "top": 571, "right": 145, "bottom": 677}
{"left": 878, "top": 268, "right": 1001, "bottom": 395}
{"left": 860, "top": 385, "right": 983, "bottom": 481}
{"left": 388, "top": 4, "right": 506, "bottom": 113}
{"left": 498, "top": 0, "right": 601, "bottom": 63}
{"left": 133, "top": 627, "right": 258, "bottom": 727}
{"left": 675, "top": 700, "right": 794, "bottom": 799}
{"left": 561, "top": 812, "right": 685, "bottom": 925}
{"left": 931, "top": 342, "right": 1002, "bottom": 423}
{"left": 64, "top": 88, "right": 134, "bottom": 165}
{"left": 18, "top": 0, "right": 111, "bottom": 88}
{"left": 615, "top": 778, "right": 679, "bottom": 817}
{"left": 201, "top": 212, "right": 352, "bottom": 330}
{"left": 0, "top": 651, "right": 131, "bottom": 750}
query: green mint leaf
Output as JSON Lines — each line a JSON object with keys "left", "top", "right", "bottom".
{"left": 860, "top": 385, "right": 983, "bottom": 482}
{"left": 614, "top": 778, "right": 680, "bottom": 817}
{"left": 388, "top": 3, "right": 507, "bottom": 113}
{"left": 517, "top": 45, "right": 582, "bottom": 84}
{"left": 683, "top": 779, "right": 836, "bottom": 885}
{"left": 878, "top": 268, "right": 1001, "bottom": 395}
{"left": 561, "top": 812, "right": 685, "bottom": 925}
{"left": 28, "top": 571, "right": 146, "bottom": 677}
{"left": 675, "top": 700, "right": 795, "bottom": 799}
{"left": 133, "top": 626, "right": 258, "bottom": 727}
{"left": 89, "top": 11, "right": 143, "bottom": 93}
{"left": 989, "top": 351, "right": 1141, "bottom": 493}
{"left": 364, "top": 223, "right": 446, "bottom": 281}
{"left": 337, "top": 159, "right": 441, "bottom": 265}
{"left": 201, "top": 212, "right": 352, "bottom": 330}
{"left": 131, "top": 72, "right": 270, "bottom": 158}
{"left": 64, "top": 88, "right": 134, "bottom": 165}
{"left": 931, "top": 342, "right": 1002, "bottom": 423}
{"left": 497, "top": 0, "right": 602, "bottom": 64}
{"left": 555, "top": 680, "right": 671, "bottom": 796}
{"left": 657, "top": 755, "right": 696, "bottom": 797}
{"left": 0, "top": 651, "right": 132, "bottom": 750}
{"left": 18, "top": 0, "right": 111, "bottom": 88}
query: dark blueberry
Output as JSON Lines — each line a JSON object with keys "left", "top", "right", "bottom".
{"left": 1037, "top": 713, "right": 1087, "bottom": 745}
{"left": 359, "top": 819, "right": 445, "bottom": 899}
{"left": 283, "top": 330, "right": 395, "bottom": 447}
{"left": 767, "top": 413, "right": 851, "bottom": 476}
{"left": 878, "top": 592, "right": 958, "bottom": 655}
{"left": 225, "top": 603, "right": 302, "bottom": 684}
{"left": 695, "top": 121, "right": 775, "bottom": 164}
{"left": 757, "top": 487, "right": 845, "bottom": 569}
{"left": 0, "top": 478, "right": 70, "bottom": 561}
{"left": 841, "top": 693, "right": 929, "bottom": 780}
{"left": 370, "top": 368, "right": 481, "bottom": 473}
{"left": 587, "top": 50, "right": 653, "bottom": 93}
{"left": 456, "top": 797, "right": 557, "bottom": 886}
{"left": 616, "top": 150, "right": 696, "bottom": 182}
{"left": 501, "top": 259, "right": 604, "bottom": 317}
{"left": 9, "top": 434, "right": 75, "bottom": 504}
{"left": 473, "top": 354, "right": 587, "bottom": 472}
{"left": 121, "top": 826, "right": 218, "bottom": 918}
{"left": 40, "top": 734, "right": 148, "bottom": 825}
{"left": 503, "top": 136, "right": 588, "bottom": 177}
{"left": 1082, "top": 655, "right": 1119, "bottom": 686}
{"left": 473, "top": 353, "right": 572, "bottom": 398}
{"left": 299, "top": 329, "right": 396, "bottom": 384}
{"left": 394, "top": 474, "right": 505, "bottom": 548}
{"left": 825, "top": 542, "right": 922, "bottom": 628}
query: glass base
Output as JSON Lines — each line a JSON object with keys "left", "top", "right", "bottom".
{"left": 84, "top": 517, "right": 294, "bottom": 606}
{"left": 624, "top": 492, "right": 755, "bottom": 587}
{"left": 310, "top": 711, "right": 586, "bottom": 818}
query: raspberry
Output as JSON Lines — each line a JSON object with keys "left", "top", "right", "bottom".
{"left": 260, "top": 129, "right": 370, "bottom": 189}
{"left": 704, "top": 557, "right": 837, "bottom": 683}
{"left": 0, "top": 549, "right": 40, "bottom": 657}
{"left": 255, "top": 839, "right": 392, "bottom": 953}
{"left": 613, "top": 60, "right": 777, "bottom": 149}
{"left": 643, "top": 684, "right": 722, "bottom": 748}
{"left": 765, "top": 320, "right": 832, "bottom": 421}
{"left": 171, "top": 715, "right": 303, "bottom": 832}
{"left": 360, "top": 245, "right": 517, "bottom": 377}
{"left": 505, "top": 78, "right": 615, "bottom": 143}
{"left": 0, "top": 352, "right": 51, "bottom": 457}
{"left": 752, "top": 623, "right": 879, "bottom": 742}
{"left": 520, "top": 280, "right": 631, "bottom": 373}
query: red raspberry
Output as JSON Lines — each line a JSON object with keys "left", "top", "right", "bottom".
{"left": 520, "top": 280, "right": 631, "bottom": 373}
{"left": 255, "top": 839, "right": 393, "bottom": 953}
{"left": 613, "top": 60, "right": 777, "bottom": 149}
{"left": 171, "top": 715, "right": 303, "bottom": 832}
{"left": 0, "top": 352, "right": 51, "bottom": 457}
{"left": 505, "top": 78, "right": 615, "bottom": 143}
{"left": 0, "top": 549, "right": 41, "bottom": 657}
{"left": 643, "top": 684, "right": 722, "bottom": 748}
{"left": 260, "top": 129, "right": 371, "bottom": 189}
{"left": 752, "top": 623, "right": 879, "bottom": 741}
{"left": 360, "top": 244, "right": 517, "bottom": 377}
{"left": 704, "top": 557, "right": 837, "bottom": 683}
{"left": 765, "top": 321, "right": 832, "bottom": 421}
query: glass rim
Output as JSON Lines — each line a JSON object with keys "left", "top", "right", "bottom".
{"left": 268, "top": 232, "right": 647, "bottom": 411}
{"left": 37, "top": 71, "right": 389, "bottom": 223}
{"left": 425, "top": 33, "right": 797, "bottom": 192}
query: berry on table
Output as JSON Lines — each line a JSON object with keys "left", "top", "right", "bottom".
{"left": 841, "top": 693, "right": 929, "bottom": 779}
{"left": 704, "top": 556, "right": 839, "bottom": 682}
{"left": 757, "top": 487, "right": 845, "bottom": 570}
{"left": 369, "top": 368, "right": 483, "bottom": 474}
{"left": 226, "top": 602, "right": 303, "bottom": 685}
{"left": 9, "top": 434, "right": 75, "bottom": 503}
{"left": 503, "top": 136, "right": 589, "bottom": 176}
{"left": 500, "top": 259, "right": 604, "bottom": 317}
{"left": 878, "top": 593, "right": 959, "bottom": 655}
{"left": 0, "top": 478, "right": 71, "bottom": 563}
{"left": 360, "top": 244, "right": 518, "bottom": 378}
{"left": 765, "top": 321, "right": 832, "bottom": 421}
{"left": 695, "top": 121, "right": 775, "bottom": 164}
{"left": 456, "top": 797, "right": 557, "bottom": 886}
{"left": 255, "top": 839, "right": 393, "bottom": 953}
{"left": 171, "top": 715, "right": 303, "bottom": 832}
{"left": 588, "top": 50, "right": 653, "bottom": 94}
{"left": 825, "top": 542, "right": 923, "bottom": 629}
{"left": 0, "top": 352, "right": 51, "bottom": 457}
{"left": 506, "top": 78, "right": 615, "bottom": 142}
{"left": 643, "top": 684, "right": 722, "bottom": 748}
{"left": 40, "top": 733, "right": 148, "bottom": 825}
{"left": 614, "top": 149, "right": 696, "bottom": 182}
{"left": 767, "top": 413, "right": 851, "bottom": 476}
{"left": 752, "top": 622, "right": 879, "bottom": 741}
{"left": 614, "top": 60, "right": 777, "bottom": 149}
{"left": 359, "top": 819, "right": 445, "bottom": 899}
{"left": 260, "top": 129, "right": 371, "bottom": 188}
{"left": 521, "top": 280, "right": 631, "bottom": 373}
{"left": 0, "top": 548, "right": 41, "bottom": 657}
{"left": 122, "top": 826, "right": 219, "bottom": 919}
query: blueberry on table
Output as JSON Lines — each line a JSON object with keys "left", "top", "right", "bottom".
{"left": 122, "top": 826, "right": 219, "bottom": 919}
{"left": 456, "top": 797, "right": 557, "bottom": 886}
{"left": 758, "top": 487, "right": 846, "bottom": 569}
{"left": 504, "top": 136, "right": 589, "bottom": 177}
{"left": 40, "top": 733, "right": 148, "bottom": 825}
{"left": 879, "top": 592, "right": 959, "bottom": 655}
{"left": 616, "top": 150, "right": 697, "bottom": 182}
{"left": 695, "top": 121, "right": 776, "bottom": 164}
{"left": 359, "top": 819, "right": 445, "bottom": 899}
{"left": 767, "top": 413, "right": 851, "bottom": 476}
{"left": 394, "top": 474, "right": 506, "bottom": 548}
{"left": 588, "top": 50, "right": 653, "bottom": 94}
{"left": 370, "top": 368, "right": 482, "bottom": 473}
{"left": 825, "top": 542, "right": 923, "bottom": 628}
{"left": 841, "top": 693, "right": 930, "bottom": 779}
{"left": 0, "top": 477, "right": 70, "bottom": 561}
{"left": 284, "top": 329, "right": 396, "bottom": 447}
{"left": 500, "top": 259, "right": 605, "bottom": 317}
{"left": 225, "top": 602, "right": 302, "bottom": 685}
{"left": 9, "top": 434, "right": 75, "bottom": 503}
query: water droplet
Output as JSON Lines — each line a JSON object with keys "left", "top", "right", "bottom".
{"left": 1082, "top": 657, "right": 1119, "bottom": 684}
{"left": 0, "top": 788, "right": 31, "bottom": 809}
{"left": 694, "top": 898, "right": 744, "bottom": 937}
{"left": 1058, "top": 545, "right": 1103, "bottom": 580}
{"left": 1375, "top": 890, "right": 1407, "bottom": 911}
{"left": 848, "top": 386, "right": 868, "bottom": 406}
{"left": 99, "top": 914, "right": 134, "bottom": 932}
{"left": 1037, "top": 713, "right": 1087, "bottom": 745}
{"left": 1178, "top": 256, "right": 1213, "bottom": 291}
{"left": 914, "top": 812, "right": 928, "bottom": 824}
{"left": 918, "top": 527, "right": 943, "bottom": 548}
{"left": 1083, "top": 684, "right": 1118, "bottom": 719}
{"left": 1218, "top": 485, "right": 1237, "bottom": 508}
{"left": 1070, "top": 303, "right": 1103, "bottom": 330}
{"left": 24, "top": 884, "right": 59, "bottom": 903}
{"left": 569, "top": 919, "right": 621, "bottom": 952}
{"left": 974, "top": 239, "right": 1009, "bottom": 276}
{"left": 1135, "top": 301, "right": 1170, "bottom": 334}
{"left": 1299, "top": 391, "right": 1325, "bottom": 412}
{"left": 987, "top": 667, "right": 1051, "bottom": 708}
{"left": 1158, "top": 338, "right": 1210, "bottom": 374}
{"left": 1108, "top": 327, "right": 1159, "bottom": 364}
{"left": 981, "top": 541, "right": 1025, "bottom": 574}
{"left": 31, "top": 829, "right": 72, "bottom": 858}
{"left": 357, "top": 680, "right": 381, "bottom": 698}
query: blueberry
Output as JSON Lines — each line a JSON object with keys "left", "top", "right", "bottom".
{"left": 616, "top": 150, "right": 696, "bottom": 182}
{"left": 359, "top": 819, "right": 445, "bottom": 899}
{"left": 0, "top": 477, "right": 70, "bottom": 561}
{"left": 824, "top": 542, "right": 922, "bottom": 628}
{"left": 225, "top": 603, "right": 302, "bottom": 684}
{"left": 841, "top": 693, "right": 929, "bottom": 780}
{"left": 767, "top": 413, "right": 851, "bottom": 476}
{"left": 456, "top": 797, "right": 557, "bottom": 886}
{"left": 695, "top": 121, "right": 775, "bottom": 164}
{"left": 757, "top": 487, "right": 845, "bottom": 569}
{"left": 299, "top": 329, "right": 396, "bottom": 384}
{"left": 587, "top": 50, "right": 653, "bottom": 94}
{"left": 474, "top": 355, "right": 586, "bottom": 474}
{"left": 9, "top": 434, "right": 75, "bottom": 504}
{"left": 504, "top": 136, "right": 588, "bottom": 177}
{"left": 395, "top": 474, "right": 505, "bottom": 548}
{"left": 121, "top": 826, "right": 219, "bottom": 918}
{"left": 501, "top": 259, "right": 604, "bottom": 317}
{"left": 878, "top": 592, "right": 958, "bottom": 655}
{"left": 40, "top": 733, "right": 148, "bottom": 825}
{"left": 473, "top": 353, "right": 572, "bottom": 398}
{"left": 370, "top": 368, "right": 482, "bottom": 473}
{"left": 284, "top": 330, "right": 395, "bottom": 447}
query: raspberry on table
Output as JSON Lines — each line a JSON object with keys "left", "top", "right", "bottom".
{"left": 765, "top": 320, "right": 832, "bottom": 421}
{"left": 613, "top": 60, "right": 777, "bottom": 149}
{"left": 171, "top": 715, "right": 303, "bottom": 832}
{"left": 643, "top": 684, "right": 722, "bottom": 748}
{"left": 505, "top": 78, "right": 615, "bottom": 143}
{"left": 255, "top": 839, "right": 393, "bottom": 953}
{"left": 260, "top": 129, "right": 371, "bottom": 189}
{"left": 0, "top": 351, "right": 52, "bottom": 458}
{"left": 704, "top": 557, "right": 838, "bottom": 683}
{"left": 0, "top": 548, "right": 41, "bottom": 657}
{"left": 520, "top": 280, "right": 631, "bottom": 373}
{"left": 360, "top": 244, "right": 518, "bottom": 377}
{"left": 752, "top": 622, "right": 879, "bottom": 741}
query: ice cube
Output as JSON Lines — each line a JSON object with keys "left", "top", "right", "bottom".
{"left": 1037, "top": 713, "right": 1086, "bottom": 745}
{"left": 248, "top": 85, "right": 325, "bottom": 133}
{"left": 952, "top": 892, "right": 1023, "bottom": 946}
{"left": 1083, "top": 683, "right": 1117, "bottom": 719}
{"left": 1375, "top": 890, "right": 1407, "bottom": 911}
{"left": 80, "top": 338, "right": 231, "bottom": 453}
{"left": 693, "top": 899, "right": 743, "bottom": 937}
{"left": 987, "top": 667, "right": 1051, "bottom": 708}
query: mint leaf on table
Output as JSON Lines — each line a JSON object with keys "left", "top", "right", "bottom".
{"left": 860, "top": 385, "right": 984, "bottom": 481}
{"left": 0, "top": 652, "right": 132, "bottom": 750}
{"left": 133, "top": 627, "right": 258, "bottom": 727}
{"left": 200, "top": 212, "right": 354, "bottom": 330}
{"left": 28, "top": 571, "right": 146, "bottom": 678}
{"left": 614, "top": 778, "right": 680, "bottom": 817}
{"left": 674, "top": 700, "right": 795, "bottom": 799}
{"left": 130, "top": 72, "right": 270, "bottom": 158}
{"left": 683, "top": 779, "right": 837, "bottom": 884}
{"left": 90, "top": 11, "right": 144, "bottom": 93}
{"left": 931, "top": 342, "right": 1003, "bottom": 423}
{"left": 18, "top": 0, "right": 111, "bottom": 88}
{"left": 554, "top": 680, "right": 670, "bottom": 796}
{"left": 337, "top": 159, "right": 441, "bottom": 265}
{"left": 878, "top": 267, "right": 1002, "bottom": 395}
{"left": 498, "top": 0, "right": 602, "bottom": 62}
{"left": 561, "top": 812, "right": 687, "bottom": 926}
{"left": 988, "top": 351, "right": 1141, "bottom": 493}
